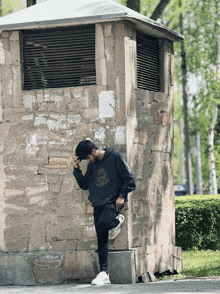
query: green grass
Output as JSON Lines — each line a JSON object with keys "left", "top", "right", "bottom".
{"left": 156, "top": 249, "right": 220, "bottom": 281}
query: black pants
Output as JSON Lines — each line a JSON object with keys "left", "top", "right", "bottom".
{"left": 94, "top": 203, "right": 120, "bottom": 272}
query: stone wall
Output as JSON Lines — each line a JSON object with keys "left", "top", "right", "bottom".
{"left": 0, "top": 22, "right": 132, "bottom": 255}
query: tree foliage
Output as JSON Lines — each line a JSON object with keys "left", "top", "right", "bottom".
{"left": 1, "top": 0, "right": 25, "bottom": 16}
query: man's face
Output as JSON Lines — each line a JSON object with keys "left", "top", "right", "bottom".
{"left": 86, "top": 154, "right": 96, "bottom": 163}
{"left": 86, "top": 149, "right": 98, "bottom": 163}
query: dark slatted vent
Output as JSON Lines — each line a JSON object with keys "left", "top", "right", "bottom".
{"left": 137, "top": 33, "right": 160, "bottom": 92}
{"left": 22, "top": 26, "right": 96, "bottom": 90}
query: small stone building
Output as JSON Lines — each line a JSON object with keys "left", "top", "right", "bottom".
{"left": 0, "top": 0, "right": 183, "bottom": 285}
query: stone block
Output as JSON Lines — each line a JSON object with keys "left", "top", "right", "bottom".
{"left": 4, "top": 225, "right": 29, "bottom": 244}
{"left": 34, "top": 259, "right": 62, "bottom": 269}
{"left": 1, "top": 35, "right": 10, "bottom": 51}
{"left": 34, "top": 268, "right": 63, "bottom": 284}
{"left": 104, "top": 24, "right": 113, "bottom": 37}
{"left": 26, "top": 185, "right": 49, "bottom": 197}
{"left": 59, "top": 227, "right": 83, "bottom": 240}
{"left": 59, "top": 178, "right": 75, "bottom": 197}
{"left": 159, "top": 261, "right": 170, "bottom": 273}
{"left": 6, "top": 175, "right": 47, "bottom": 188}
{"left": 4, "top": 187, "right": 25, "bottom": 198}
{"left": 5, "top": 237, "right": 28, "bottom": 252}
{"left": 108, "top": 251, "right": 136, "bottom": 284}
{"left": 57, "top": 216, "right": 73, "bottom": 231}
{"left": 5, "top": 195, "right": 29, "bottom": 207}
{"left": 0, "top": 42, "right": 5, "bottom": 66}
{"left": 10, "top": 41, "right": 20, "bottom": 66}
{"left": 29, "top": 215, "right": 46, "bottom": 251}
{"left": 115, "top": 23, "right": 125, "bottom": 76}
{"left": 142, "top": 273, "right": 150, "bottom": 283}
{"left": 85, "top": 203, "right": 94, "bottom": 215}
{"left": 162, "top": 113, "right": 171, "bottom": 126}
{"left": 41, "top": 163, "right": 68, "bottom": 170}
{"left": 49, "top": 156, "right": 70, "bottom": 164}
{"left": 148, "top": 271, "right": 156, "bottom": 282}
{"left": 12, "top": 65, "right": 22, "bottom": 107}
{"left": 47, "top": 174, "right": 64, "bottom": 184}
{"left": 5, "top": 214, "right": 30, "bottom": 227}
{"left": 63, "top": 251, "right": 98, "bottom": 282}
{"left": 0, "top": 254, "right": 36, "bottom": 285}
{"left": 10, "top": 31, "right": 19, "bottom": 41}
{"left": 4, "top": 165, "right": 38, "bottom": 176}
{"left": 57, "top": 202, "right": 84, "bottom": 217}
{"left": 51, "top": 240, "right": 77, "bottom": 251}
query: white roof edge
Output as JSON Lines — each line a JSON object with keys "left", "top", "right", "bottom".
{"left": 0, "top": 5, "right": 184, "bottom": 42}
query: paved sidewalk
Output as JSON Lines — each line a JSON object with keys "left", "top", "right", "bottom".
{"left": 0, "top": 279, "right": 219, "bottom": 294}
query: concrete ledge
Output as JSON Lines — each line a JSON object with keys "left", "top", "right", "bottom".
{"left": 0, "top": 247, "right": 182, "bottom": 285}
{"left": 0, "top": 250, "right": 136, "bottom": 285}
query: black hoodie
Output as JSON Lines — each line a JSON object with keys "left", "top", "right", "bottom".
{"left": 73, "top": 148, "right": 136, "bottom": 207}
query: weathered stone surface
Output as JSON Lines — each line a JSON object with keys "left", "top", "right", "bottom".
{"left": 108, "top": 251, "right": 136, "bottom": 284}
{"left": 29, "top": 215, "right": 46, "bottom": 251}
{"left": 59, "top": 227, "right": 83, "bottom": 240}
{"left": 63, "top": 251, "right": 98, "bottom": 281}
{"left": 51, "top": 240, "right": 77, "bottom": 251}
{"left": 5, "top": 237, "right": 28, "bottom": 252}
{"left": 4, "top": 225, "right": 29, "bottom": 244}
{"left": 42, "top": 163, "right": 68, "bottom": 169}
{"left": 26, "top": 185, "right": 49, "bottom": 197}
{"left": 0, "top": 254, "right": 36, "bottom": 285}
{"left": 4, "top": 187, "right": 25, "bottom": 197}
{"left": 4, "top": 165, "right": 38, "bottom": 176}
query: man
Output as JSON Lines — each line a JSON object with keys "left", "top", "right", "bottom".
{"left": 72, "top": 140, "right": 136, "bottom": 285}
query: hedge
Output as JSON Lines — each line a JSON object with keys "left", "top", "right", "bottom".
{"left": 175, "top": 195, "right": 220, "bottom": 250}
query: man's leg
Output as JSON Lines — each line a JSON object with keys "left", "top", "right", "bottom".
{"left": 94, "top": 203, "right": 119, "bottom": 272}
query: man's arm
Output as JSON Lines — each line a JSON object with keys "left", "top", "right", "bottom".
{"left": 72, "top": 155, "right": 89, "bottom": 190}
{"left": 116, "top": 153, "right": 136, "bottom": 208}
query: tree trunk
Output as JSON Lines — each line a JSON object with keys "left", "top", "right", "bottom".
{"left": 195, "top": 132, "right": 203, "bottom": 195}
{"left": 208, "top": 104, "right": 218, "bottom": 194}
{"left": 150, "top": 0, "right": 170, "bottom": 21}
{"left": 127, "top": 0, "right": 140, "bottom": 12}
{"left": 178, "top": 121, "right": 186, "bottom": 185}
{"left": 179, "top": 0, "right": 193, "bottom": 195}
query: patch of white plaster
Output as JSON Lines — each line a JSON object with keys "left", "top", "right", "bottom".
{"left": 26, "top": 133, "right": 39, "bottom": 155}
{"left": 43, "top": 94, "right": 50, "bottom": 102}
{"left": 34, "top": 114, "right": 47, "bottom": 126}
{"left": 67, "top": 114, "right": 81, "bottom": 127}
{"left": 84, "top": 89, "right": 89, "bottom": 108}
{"left": 23, "top": 95, "right": 37, "bottom": 110}
{"left": 115, "top": 126, "right": 126, "bottom": 145}
{"left": 99, "top": 91, "right": 115, "bottom": 118}
{"left": 47, "top": 119, "right": 66, "bottom": 131}
{"left": 163, "top": 141, "right": 171, "bottom": 153}
{"left": 22, "top": 114, "right": 34, "bottom": 121}
{"left": 0, "top": 42, "right": 5, "bottom": 65}
{"left": 37, "top": 94, "right": 43, "bottom": 103}
{"left": 47, "top": 114, "right": 66, "bottom": 131}
{"left": 95, "top": 127, "right": 106, "bottom": 144}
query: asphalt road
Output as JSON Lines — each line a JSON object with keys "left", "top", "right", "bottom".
{"left": 0, "top": 279, "right": 219, "bottom": 294}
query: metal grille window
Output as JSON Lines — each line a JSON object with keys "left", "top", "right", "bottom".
{"left": 21, "top": 25, "right": 96, "bottom": 90}
{"left": 137, "top": 32, "right": 160, "bottom": 92}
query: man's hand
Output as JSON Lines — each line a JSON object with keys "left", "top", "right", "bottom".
{"left": 116, "top": 196, "right": 125, "bottom": 211}
{"left": 72, "top": 154, "right": 80, "bottom": 169}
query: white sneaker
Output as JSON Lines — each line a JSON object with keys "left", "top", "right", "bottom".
{"left": 108, "top": 214, "right": 125, "bottom": 240}
{"left": 91, "top": 271, "right": 111, "bottom": 285}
